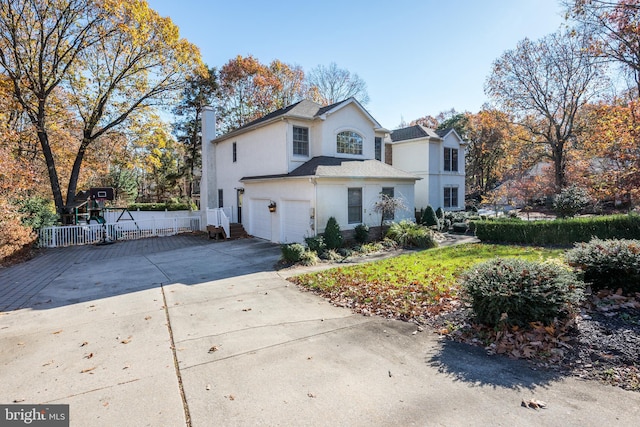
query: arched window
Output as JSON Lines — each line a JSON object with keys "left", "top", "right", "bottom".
{"left": 337, "top": 131, "right": 363, "bottom": 155}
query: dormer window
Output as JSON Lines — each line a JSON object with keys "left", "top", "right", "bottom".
{"left": 337, "top": 131, "right": 363, "bottom": 155}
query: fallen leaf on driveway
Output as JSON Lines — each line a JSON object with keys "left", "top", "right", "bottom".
{"left": 84, "top": 353, "right": 94, "bottom": 359}
{"left": 144, "top": 316, "right": 151, "bottom": 320}
{"left": 208, "top": 346, "right": 218, "bottom": 353}
{"left": 80, "top": 341, "right": 88, "bottom": 347}
{"left": 13, "top": 398, "right": 25, "bottom": 403}
{"left": 242, "top": 308, "right": 252, "bottom": 312}
{"left": 521, "top": 399, "right": 547, "bottom": 409}
{"left": 80, "top": 367, "right": 96, "bottom": 373}
{"left": 121, "top": 336, "right": 132, "bottom": 344}
{"left": 307, "top": 392, "right": 316, "bottom": 398}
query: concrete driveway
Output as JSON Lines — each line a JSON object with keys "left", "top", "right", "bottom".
{"left": 1, "top": 235, "right": 639, "bottom": 426}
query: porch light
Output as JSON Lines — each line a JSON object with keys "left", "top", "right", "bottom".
{"left": 268, "top": 201, "right": 277, "bottom": 213}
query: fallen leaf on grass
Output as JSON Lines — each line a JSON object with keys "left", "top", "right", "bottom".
{"left": 521, "top": 399, "right": 547, "bottom": 409}
{"left": 80, "top": 367, "right": 96, "bottom": 373}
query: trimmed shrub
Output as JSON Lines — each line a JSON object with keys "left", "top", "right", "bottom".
{"left": 323, "top": 217, "right": 343, "bottom": 249}
{"left": 553, "top": 185, "right": 590, "bottom": 218}
{"left": 474, "top": 214, "right": 640, "bottom": 246}
{"left": 354, "top": 223, "right": 370, "bottom": 244}
{"left": 565, "top": 238, "right": 640, "bottom": 293}
{"left": 422, "top": 205, "right": 439, "bottom": 228}
{"left": 386, "top": 220, "right": 437, "bottom": 248}
{"left": 461, "top": 258, "right": 584, "bottom": 327}
{"left": 305, "top": 235, "right": 326, "bottom": 253}
{"left": 128, "top": 202, "right": 193, "bottom": 211}
{"left": 281, "top": 243, "right": 306, "bottom": 263}
{"left": 436, "top": 207, "right": 444, "bottom": 220}
{"left": 451, "top": 222, "right": 468, "bottom": 234}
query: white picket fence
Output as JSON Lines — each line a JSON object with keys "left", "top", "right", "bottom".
{"left": 38, "top": 216, "right": 201, "bottom": 248}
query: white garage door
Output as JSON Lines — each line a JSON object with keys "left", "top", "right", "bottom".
{"left": 282, "top": 200, "right": 311, "bottom": 243}
{"left": 250, "top": 198, "right": 272, "bottom": 241}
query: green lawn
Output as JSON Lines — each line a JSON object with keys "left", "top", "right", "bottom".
{"left": 289, "top": 243, "right": 565, "bottom": 320}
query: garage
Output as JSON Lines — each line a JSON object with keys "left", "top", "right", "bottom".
{"left": 250, "top": 198, "right": 272, "bottom": 241}
{"left": 281, "top": 200, "right": 311, "bottom": 243}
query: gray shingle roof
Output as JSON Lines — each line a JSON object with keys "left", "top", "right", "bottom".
{"left": 390, "top": 125, "right": 441, "bottom": 142}
{"left": 241, "top": 156, "right": 419, "bottom": 181}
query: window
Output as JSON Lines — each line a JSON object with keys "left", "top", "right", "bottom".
{"left": 348, "top": 188, "right": 362, "bottom": 223}
{"left": 232, "top": 142, "right": 237, "bottom": 162}
{"left": 337, "top": 131, "right": 363, "bottom": 155}
{"left": 218, "top": 189, "right": 223, "bottom": 208}
{"left": 375, "top": 137, "right": 382, "bottom": 161}
{"left": 293, "top": 126, "right": 309, "bottom": 156}
{"left": 444, "top": 147, "right": 458, "bottom": 172}
{"left": 444, "top": 187, "right": 458, "bottom": 208}
{"left": 381, "top": 187, "right": 394, "bottom": 220}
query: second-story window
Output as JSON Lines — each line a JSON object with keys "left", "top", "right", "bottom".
{"left": 233, "top": 142, "right": 237, "bottom": 162}
{"left": 444, "top": 147, "right": 458, "bottom": 172}
{"left": 375, "top": 137, "right": 382, "bottom": 161}
{"left": 337, "top": 131, "right": 363, "bottom": 155}
{"left": 293, "top": 126, "right": 309, "bottom": 156}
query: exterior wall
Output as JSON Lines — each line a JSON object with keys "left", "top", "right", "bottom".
{"left": 315, "top": 178, "right": 415, "bottom": 234}
{"left": 215, "top": 121, "right": 288, "bottom": 222}
{"left": 391, "top": 139, "right": 430, "bottom": 210}
{"left": 286, "top": 118, "right": 320, "bottom": 173}
{"left": 243, "top": 178, "right": 315, "bottom": 243}
{"left": 440, "top": 132, "right": 466, "bottom": 211}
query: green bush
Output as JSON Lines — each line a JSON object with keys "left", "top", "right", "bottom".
{"left": 436, "top": 207, "right": 444, "bottom": 220}
{"left": 565, "top": 238, "right": 640, "bottom": 293}
{"left": 474, "top": 214, "right": 640, "bottom": 246}
{"left": 553, "top": 185, "right": 590, "bottom": 218}
{"left": 281, "top": 243, "right": 306, "bottom": 263}
{"left": 17, "top": 197, "right": 58, "bottom": 229}
{"left": 305, "top": 235, "right": 326, "bottom": 253}
{"left": 451, "top": 222, "right": 468, "bottom": 233}
{"left": 354, "top": 223, "right": 369, "bottom": 244}
{"left": 386, "top": 220, "right": 438, "bottom": 249}
{"left": 461, "top": 258, "right": 584, "bottom": 327}
{"left": 422, "top": 205, "right": 439, "bottom": 228}
{"left": 323, "top": 217, "right": 343, "bottom": 249}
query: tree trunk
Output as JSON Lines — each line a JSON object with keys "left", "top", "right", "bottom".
{"left": 552, "top": 141, "right": 566, "bottom": 192}
{"left": 66, "top": 139, "right": 90, "bottom": 209}
{"left": 37, "top": 131, "right": 65, "bottom": 218}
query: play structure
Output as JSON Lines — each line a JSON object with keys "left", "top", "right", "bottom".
{"left": 65, "top": 187, "right": 139, "bottom": 245}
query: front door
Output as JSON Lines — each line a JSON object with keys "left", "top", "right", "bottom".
{"left": 237, "top": 189, "right": 243, "bottom": 223}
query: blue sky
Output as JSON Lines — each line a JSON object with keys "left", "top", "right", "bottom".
{"left": 148, "top": 0, "right": 565, "bottom": 129}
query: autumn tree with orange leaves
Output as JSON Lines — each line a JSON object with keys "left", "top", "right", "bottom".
{"left": 0, "top": 0, "right": 202, "bottom": 219}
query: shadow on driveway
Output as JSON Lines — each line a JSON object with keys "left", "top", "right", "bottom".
{"left": 0, "top": 234, "right": 282, "bottom": 311}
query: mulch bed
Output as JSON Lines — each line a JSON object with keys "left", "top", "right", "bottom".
{"left": 426, "top": 289, "right": 640, "bottom": 391}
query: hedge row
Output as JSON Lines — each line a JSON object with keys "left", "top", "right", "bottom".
{"left": 473, "top": 214, "right": 640, "bottom": 246}
{"left": 127, "top": 202, "right": 193, "bottom": 211}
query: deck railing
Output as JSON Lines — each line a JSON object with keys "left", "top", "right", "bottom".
{"left": 38, "top": 217, "right": 201, "bottom": 248}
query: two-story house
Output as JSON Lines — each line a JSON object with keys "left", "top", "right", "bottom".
{"left": 200, "top": 98, "right": 419, "bottom": 243}
{"left": 386, "top": 125, "right": 466, "bottom": 212}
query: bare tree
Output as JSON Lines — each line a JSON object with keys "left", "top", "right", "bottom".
{"left": 485, "top": 30, "right": 607, "bottom": 191}
{"left": 307, "top": 62, "right": 370, "bottom": 106}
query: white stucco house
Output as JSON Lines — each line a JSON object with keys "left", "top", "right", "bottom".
{"left": 386, "top": 125, "right": 466, "bottom": 212}
{"left": 199, "top": 98, "right": 419, "bottom": 244}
